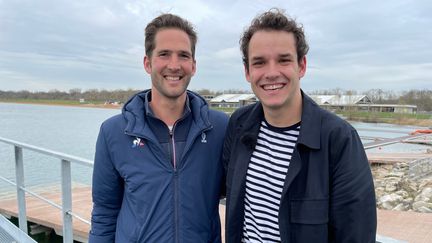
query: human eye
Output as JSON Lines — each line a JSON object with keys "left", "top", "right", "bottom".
{"left": 179, "top": 52, "right": 192, "bottom": 60}
{"left": 280, "top": 58, "right": 292, "bottom": 64}
{"left": 252, "top": 59, "right": 264, "bottom": 67}
{"left": 279, "top": 54, "right": 293, "bottom": 65}
{"left": 158, "top": 51, "right": 170, "bottom": 57}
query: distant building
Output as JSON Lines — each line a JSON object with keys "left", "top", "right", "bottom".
{"left": 201, "top": 94, "right": 215, "bottom": 103}
{"left": 310, "top": 95, "right": 372, "bottom": 106}
{"left": 79, "top": 98, "right": 85, "bottom": 103}
{"left": 209, "top": 93, "right": 417, "bottom": 114}
{"left": 310, "top": 95, "right": 417, "bottom": 114}
{"left": 357, "top": 104, "right": 417, "bottom": 114}
{"left": 209, "top": 94, "right": 257, "bottom": 108}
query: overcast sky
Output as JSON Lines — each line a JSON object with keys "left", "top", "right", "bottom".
{"left": 0, "top": 0, "right": 431, "bottom": 93}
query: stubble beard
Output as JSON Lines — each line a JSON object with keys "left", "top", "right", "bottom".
{"left": 152, "top": 73, "right": 191, "bottom": 100}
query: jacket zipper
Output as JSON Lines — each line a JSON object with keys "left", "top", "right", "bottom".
{"left": 174, "top": 169, "right": 179, "bottom": 243}
{"left": 128, "top": 122, "right": 211, "bottom": 243}
{"left": 169, "top": 128, "right": 176, "bottom": 170}
{"left": 169, "top": 126, "right": 179, "bottom": 243}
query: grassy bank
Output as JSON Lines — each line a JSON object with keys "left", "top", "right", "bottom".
{"left": 0, "top": 99, "right": 121, "bottom": 109}
{"left": 1, "top": 99, "right": 431, "bottom": 127}
{"left": 339, "top": 111, "right": 432, "bottom": 127}
{"left": 0, "top": 98, "right": 104, "bottom": 105}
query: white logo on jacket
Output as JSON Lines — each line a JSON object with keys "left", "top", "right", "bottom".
{"left": 201, "top": 132, "right": 207, "bottom": 143}
{"left": 132, "top": 137, "right": 144, "bottom": 148}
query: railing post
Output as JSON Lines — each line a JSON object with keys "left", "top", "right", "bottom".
{"left": 61, "top": 159, "right": 73, "bottom": 243}
{"left": 14, "top": 145, "right": 28, "bottom": 234}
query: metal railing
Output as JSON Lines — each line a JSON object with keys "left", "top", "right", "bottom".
{"left": 0, "top": 136, "right": 93, "bottom": 243}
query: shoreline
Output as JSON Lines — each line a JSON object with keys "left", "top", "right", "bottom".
{"left": 1, "top": 100, "right": 431, "bottom": 127}
{"left": 0, "top": 100, "right": 122, "bottom": 110}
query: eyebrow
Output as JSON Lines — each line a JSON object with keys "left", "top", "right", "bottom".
{"left": 251, "top": 56, "right": 264, "bottom": 61}
{"left": 279, "top": 53, "right": 294, "bottom": 58}
{"left": 156, "top": 49, "right": 171, "bottom": 54}
{"left": 178, "top": 50, "right": 192, "bottom": 56}
{"left": 156, "top": 49, "right": 192, "bottom": 56}
{"left": 250, "top": 52, "right": 295, "bottom": 60}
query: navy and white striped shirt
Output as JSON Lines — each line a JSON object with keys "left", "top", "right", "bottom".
{"left": 242, "top": 120, "right": 300, "bottom": 243}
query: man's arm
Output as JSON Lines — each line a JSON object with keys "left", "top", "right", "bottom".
{"left": 329, "top": 128, "right": 377, "bottom": 243}
{"left": 89, "top": 125, "right": 124, "bottom": 243}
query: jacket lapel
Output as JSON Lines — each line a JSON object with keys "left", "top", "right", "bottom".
{"left": 281, "top": 91, "right": 322, "bottom": 202}
{"left": 229, "top": 104, "right": 262, "bottom": 205}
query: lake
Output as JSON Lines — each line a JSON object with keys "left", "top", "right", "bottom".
{"left": 0, "top": 103, "right": 119, "bottom": 195}
{"left": 0, "top": 102, "right": 429, "bottom": 195}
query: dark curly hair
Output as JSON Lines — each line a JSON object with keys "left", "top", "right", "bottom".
{"left": 240, "top": 8, "right": 309, "bottom": 70}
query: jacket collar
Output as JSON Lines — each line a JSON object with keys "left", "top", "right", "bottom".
{"left": 240, "top": 90, "right": 322, "bottom": 150}
{"left": 297, "top": 90, "right": 321, "bottom": 150}
{"left": 143, "top": 91, "right": 192, "bottom": 118}
{"left": 238, "top": 103, "right": 263, "bottom": 149}
{"left": 122, "top": 89, "right": 210, "bottom": 138}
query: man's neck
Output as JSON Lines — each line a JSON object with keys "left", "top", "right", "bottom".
{"left": 263, "top": 95, "right": 302, "bottom": 128}
{"left": 150, "top": 92, "right": 186, "bottom": 127}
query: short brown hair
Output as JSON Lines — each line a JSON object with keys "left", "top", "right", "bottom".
{"left": 145, "top": 13, "right": 197, "bottom": 58}
{"left": 240, "top": 8, "right": 309, "bottom": 70}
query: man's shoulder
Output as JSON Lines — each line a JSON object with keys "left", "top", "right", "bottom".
{"left": 208, "top": 109, "right": 229, "bottom": 121}
{"left": 207, "top": 109, "right": 229, "bottom": 132}
{"left": 100, "top": 113, "right": 125, "bottom": 131}
{"left": 303, "top": 96, "right": 354, "bottom": 131}
{"left": 230, "top": 103, "right": 258, "bottom": 121}
{"left": 311, "top": 107, "right": 359, "bottom": 143}
{"left": 321, "top": 109, "right": 354, "bottom": 131}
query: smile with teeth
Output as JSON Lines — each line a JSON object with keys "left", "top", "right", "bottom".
{"left": 262, "top": 83, "right": 284, "bottom": 91}
{"left": 165, "top": 76, "right": 182, "bottom": 81}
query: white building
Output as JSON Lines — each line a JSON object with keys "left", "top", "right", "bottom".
{"left": 209, "top": 94, "right": 257, "bottom": 108}
{"left": 310, "top": 95, "right": 417, "bottom": 114}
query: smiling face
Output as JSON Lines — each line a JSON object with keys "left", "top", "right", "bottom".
{"left": 144, "top": 28, "right": 196, "bottom": 102}
{"left": 245, "top": 30, "right": 306, "bottom": 113}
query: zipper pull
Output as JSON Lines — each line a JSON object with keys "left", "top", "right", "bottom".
{"left": 168, "top": 125, "right": 173, "bottom": 137}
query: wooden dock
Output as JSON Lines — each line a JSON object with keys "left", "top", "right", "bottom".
{"left": 0, "top": 186, "right": 226, "bottom": 242}
{"left": 363, "top": 132, "right": 431, "bottom": 149}
{"left": 367, "top": 152, "right": 432, "bottom": 163}
{"left": 2, "top": 186, "right": 432, "bottom": 242}
{"left": 377, "top": 209, "right": 432, "bottom": 243}
{"left": 0, "top": 186, "right": 91, "bottom": 241}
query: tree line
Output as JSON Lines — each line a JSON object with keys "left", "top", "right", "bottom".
{"left": 0, "top": 88, "right": 247, "bottom": 103}
{"left": 1, "top": 88, "right": 431, "bottom": 112}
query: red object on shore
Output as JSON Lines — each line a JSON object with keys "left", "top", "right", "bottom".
{"left": 410, "top": 129, "right": 432, "bottom": 135}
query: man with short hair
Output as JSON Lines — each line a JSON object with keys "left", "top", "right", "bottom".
{"left": 223, "top": 9, "right": 376, "bottom": 243}
{"left": 89, "top": 13, "right": 228, "bottom": 243}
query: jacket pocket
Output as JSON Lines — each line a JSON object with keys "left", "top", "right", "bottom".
{"left": 290, "top": 198, "right": 329, "bottom": 224}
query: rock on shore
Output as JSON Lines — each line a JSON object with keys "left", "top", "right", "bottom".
{"left": 373, "top": 162, "right": 432, "bottom": 213}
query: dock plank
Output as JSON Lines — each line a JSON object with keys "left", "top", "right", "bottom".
{"left": 367, "top": 152, "right": 432, "bottom": 163}
{"left": 2, "top": 187, "right": 432, "bottom": 243}
{"left": 0, "top": 186, "right": 91, "bottom": 240}
{"left": 377, "top": 209, "right": 432, "bottom": 243}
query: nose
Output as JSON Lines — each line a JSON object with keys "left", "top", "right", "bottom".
{"left": 167, "top": 55, "right": 181, "bottom": 71}
{"left": 264, "top": 61, "right": 280, "bottom": 81}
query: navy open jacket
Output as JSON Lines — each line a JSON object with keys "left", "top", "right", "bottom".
{"left": 90, "top": 90, "right": 228, "bottom": 243}
{"left": 223, "top": 92, "right": 377, "bottom": 243}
